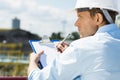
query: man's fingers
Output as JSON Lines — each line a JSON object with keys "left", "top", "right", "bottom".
{"left": 56, "top": 42, "right": 69, "bottom": 53}
{"left": 29, "top": 50, "right": 44, "bottom": 63}
{"left": 37, "top": 50, "right": 44, "bottom": 56}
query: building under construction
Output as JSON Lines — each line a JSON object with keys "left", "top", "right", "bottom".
{"left": 0, "top": 28, "right": 41, "bottom": 76}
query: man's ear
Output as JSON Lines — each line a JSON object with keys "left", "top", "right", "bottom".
{"left": 95, "top": 13, "right": 104, "bottom": 26}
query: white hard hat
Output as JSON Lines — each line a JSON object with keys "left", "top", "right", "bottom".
{"left": 75, "top": 0, "right": 119, "bottom": 13}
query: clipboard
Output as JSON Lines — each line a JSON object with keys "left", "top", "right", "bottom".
{"left": 29, "top": 40, "right": 59, "bottom": 68}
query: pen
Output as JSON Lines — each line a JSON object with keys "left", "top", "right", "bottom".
{"left": 56, "top": 33, "right": 71, "bottom": 53}
{"left": 61, "top": 33, "right": 71, "bottom": 43}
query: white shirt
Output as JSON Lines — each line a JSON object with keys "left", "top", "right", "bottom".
{"left": 28, "top": 24, "right": 120, "bottom": 80}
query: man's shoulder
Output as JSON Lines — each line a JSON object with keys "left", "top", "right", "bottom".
{"left": 71, "top": 36, "right": 96, "bottom": 46}
{"left": 70, "top": 33, "right": 109, "bottom": 47}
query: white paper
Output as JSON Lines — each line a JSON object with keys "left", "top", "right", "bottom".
{"left": 29, "top": 41, "right": 59, "bottom": 67}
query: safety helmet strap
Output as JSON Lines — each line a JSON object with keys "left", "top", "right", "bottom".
{"left": 102, "top": 9, "right": 113, "bottom": 23}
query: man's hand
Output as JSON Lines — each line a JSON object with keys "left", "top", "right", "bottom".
{"left": 56, "top": 42, "right": 69, "bottom": 53}
{"left": 28, "top": 50, "right": 44, "bottom": 75}
{"left": 29, "top": 50, "right": 44, "bottom": 63}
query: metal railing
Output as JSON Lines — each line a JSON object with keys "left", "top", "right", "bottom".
{"left": 0, "top": 76, "right": 27, "bottom": 80}
{"left": 0, "top": 56, "right": 29, "bottom": 64}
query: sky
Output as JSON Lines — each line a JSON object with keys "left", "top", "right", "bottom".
{"left": 0, "top": 0, "right": 120, "bottom": 37}
{"left": 0, "top": 0, "right": 77, "bottom": 37}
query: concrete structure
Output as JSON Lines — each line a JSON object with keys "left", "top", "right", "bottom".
{"left": 12, "top": 18, "right": 20, "bottom": 29}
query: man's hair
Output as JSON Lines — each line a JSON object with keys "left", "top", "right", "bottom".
{"left": 77, "top": 8, "right": 118, "bottom": 24}
{"left": 88, "top": 8, "right": 118, "bottom": 24}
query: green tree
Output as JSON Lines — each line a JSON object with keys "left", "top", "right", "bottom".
{"left": 69, "top": 32, "right": 80, "bottom": 40}
{"left": 50, "top": 32, "right": 63, "bottom": 40}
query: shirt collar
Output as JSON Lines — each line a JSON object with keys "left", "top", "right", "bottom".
{"left": 96, "top": 24, "right": 118, "bottom": 33}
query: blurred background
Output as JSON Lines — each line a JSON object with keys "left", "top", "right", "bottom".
{"left": 0, "top": 0, "right": 120, "bottom": 80}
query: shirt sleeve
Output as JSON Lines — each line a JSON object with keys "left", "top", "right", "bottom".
{"left": 28, "top": 68, "right": 40, "bottom": 80}
{"left": 28, "top": 45, "right": 82, "bottom": 80}
{"left": 28, "top": 64, "right": 58, "bottom": 80}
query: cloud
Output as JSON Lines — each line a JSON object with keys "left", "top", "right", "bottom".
{"left": 0, "top": 0, "right": 77, "bottom": 37}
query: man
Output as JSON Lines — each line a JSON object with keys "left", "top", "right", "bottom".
{"left": 28, "top": 0, "right": 120, "bottom": 80}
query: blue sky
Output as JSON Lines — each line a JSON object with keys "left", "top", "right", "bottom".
{"left": 0, "top": 0, "right": 120, "bottom": 37}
